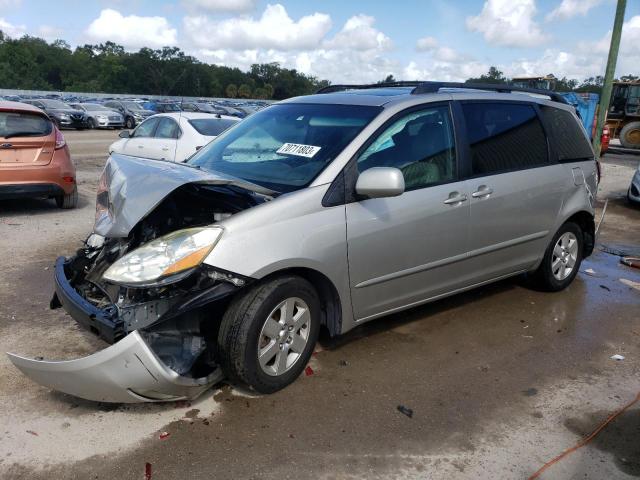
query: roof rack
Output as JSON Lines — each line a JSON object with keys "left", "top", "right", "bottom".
{"left": 410, "top": 81, "right": 569, "bottom": 104}
{"left": 315, "top": 81, "right": 568, "bottom": 104}
{"left": 315, "top": 82, "right": 423, "bottom": 94}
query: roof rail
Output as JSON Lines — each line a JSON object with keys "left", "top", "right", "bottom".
{"left": 315, "top": 82, "right": 423, "bottom": 94}
{"left": 410, "top": 81, "right": 569, "bottom": 104}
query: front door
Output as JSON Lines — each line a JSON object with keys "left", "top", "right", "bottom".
{"left": 346, "top": 103, "right": 471, "bottom": 321}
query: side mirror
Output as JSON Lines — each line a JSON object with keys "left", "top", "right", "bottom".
{"left": 119, "top": 130, "right": 130, "bottom": 138}
{"left": 355, "top": 167, "right": 405, "bottom": 199}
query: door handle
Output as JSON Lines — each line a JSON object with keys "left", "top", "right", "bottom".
{"left": 443, "top": 193, "right": 468, "bottom": 205}
{"left": 137, "top": 145, "right": 144, "bottom": 149}
{"left": 471, "top": 186, "right": 493, "bottom": 198}
{"left": 162, "top": 147, "right": 169, "bottom": 151}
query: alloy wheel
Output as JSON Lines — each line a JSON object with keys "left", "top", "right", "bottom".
{"left": 257, "top": 297, "right": 311, "bottom": 376}
{"left": 551, "top": 232, "right": 578, "bottom": 281}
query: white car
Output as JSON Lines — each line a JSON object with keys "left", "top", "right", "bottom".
{"left": 109, "top": 112, "right": 240, "bottom": 162}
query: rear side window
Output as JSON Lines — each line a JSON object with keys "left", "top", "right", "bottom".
{"left": 133, "top": 117, "right": 159, "bottom": 138}
{"left": 462, "top": 103, "right": 548, "bottom": 176}
{"left": 155, "top": 118, "right": 180, "bottom": 139}
{"left": 188, "top": 118, "right": 237, "bottom": 136}
{"left": 0, "top": 112, "right": 52, "bottom": 138}
{"left": 539, "top": 106, "right": 593, "bottom": 161}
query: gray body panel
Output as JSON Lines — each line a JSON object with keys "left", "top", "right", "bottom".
{"left": 94, "top": 154, "right": 275, "bottom": 238}
{"left": 7, "top": 331, "right": 222, "bottom": 403}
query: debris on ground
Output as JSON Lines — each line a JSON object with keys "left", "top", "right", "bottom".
{"left": 582, "top": 268, "right": 606, "bottom": 278}
{"left": 611, "top": 354, "right": 625, "bottom": 361}
{"left": 619, "top": 278, "right": 640, "bottom": 291}
{"left": 397, "top": 405, "right": 414, "bottom": 418}
{"left": 600, "top": 285, "right": 611, "bottom": 291}
{"left": 144, "top": 462, "right": 152, "bottom": 480}
{"left": 159, "top": 432, "right": 170, "bottom": 440}
{"left": 523, "top": 388, "right": 538, "bottom": 397}
{"left": 26, "top": 430, "right": 38, "bottom": 436}
{"left": 304, "top": 366, "right": 314, "bottom": 376}
{"left": 621, "top": 257, "right": 640, "bottom": 269}
{"left": 522, "top": 335, "right": 534, "bottom": 339}
{"left": 339, "top": 360, "right": 349, "bottom": 366}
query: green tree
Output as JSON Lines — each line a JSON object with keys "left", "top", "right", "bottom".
{"left": 465, "top": 66, "right": 507, "bottom": 84}
{"left": 226, "top": 83, "right": 238, "bottom": 98}
{"left": 237, "top": 83, "right": 252, "bottom": 98}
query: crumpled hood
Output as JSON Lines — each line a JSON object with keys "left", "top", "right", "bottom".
{"left": 94, "top": 154, "right": 274, "bottom": 238}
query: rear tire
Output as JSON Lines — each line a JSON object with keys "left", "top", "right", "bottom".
{"left": 55, "top": 185, "right": 78, "bottom": 209}
{"left": 530, "top": 222, "right": 583, "bottom": 292}
{"left": 620, "top": 121, "right": 640, "bottom": 149}
{"left": 217, "top": 275, "right": 320, "bottom": 394}
{"left": 125, "top": 117, "right": 135, "bottom": 129}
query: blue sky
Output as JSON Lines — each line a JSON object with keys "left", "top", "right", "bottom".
{"left": 1, "top": 0, "right": 639, "bottom": 83}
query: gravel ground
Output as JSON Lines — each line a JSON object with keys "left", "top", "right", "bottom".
{"left": 0, "top": 130, "right": 639, "bottom": 479}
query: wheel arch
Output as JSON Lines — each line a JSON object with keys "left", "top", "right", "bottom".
{"left": 259, "top": 267, "right": 343, "bottom": 337}
{"left": 563, "top": 210, "right": 595, "bottom": 258}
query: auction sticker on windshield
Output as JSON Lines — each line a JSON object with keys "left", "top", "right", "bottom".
{"left": 276, "top": 143, "right": 321, "bottom": 158}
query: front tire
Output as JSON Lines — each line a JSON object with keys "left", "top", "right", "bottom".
{"left": 530, "top": 222, "right": 583, "bottom": 291}
{"left": 217, "top": 275, "right": 320, "bottom": 394}
{"left": 125, "top": 117, "right": 135, "bottom": 129}
{"left": 88, "top": 118, "right": 97, "bottom": 129}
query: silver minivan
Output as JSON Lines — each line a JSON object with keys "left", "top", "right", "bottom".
{"left": 9, "top": 82, "right": 598, "bottom": 403}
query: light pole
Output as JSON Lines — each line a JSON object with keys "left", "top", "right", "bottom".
{"left": 592, "top": 0, "right": 627, "bottom": 156}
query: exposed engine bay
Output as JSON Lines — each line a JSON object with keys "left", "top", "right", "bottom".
{"left": 7, "top": 154, "right": 273, "bottom": 402}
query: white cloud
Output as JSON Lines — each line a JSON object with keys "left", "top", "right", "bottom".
{"left": 85, "top": 9, "right": 177, "bottom": 49}
{"left": 184, "top": 4, "right": 331, "bottom": 51}
{"left": 403, "top": 59, "right": 489, "bottom": 83}
{"left": 416, "top": 36, "right": 438, "bottom": 51}
{"left": 323, "top": 14, "right": 391, "bottom": 51}
{"left": 545, "top": 0, "right": 604, "bottom": 22}
{"left": 585, "top": 15, "right": 640, "bottom": 76}
{"left": 0, "top": 0, "right": 22, "bottom": 8}
{"left": 504, "top": 49, "right": 603, "bottom": 80}
{"left": 466, "top": 0, "right": 547, "bottom": 47}
{"left": 37, "top": 25, "right": 64, "bottom": 41}
{"left": 0, "top": 17, "right": 26, "bottom": 38}
{"left": 186, "top": 0, "right": 257, "bottom": 13}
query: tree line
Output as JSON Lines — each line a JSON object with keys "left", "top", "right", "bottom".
{"left": 0, "top": 32, "right": 329, "bottom": 99}
{"left": 1, "top": 30, "right": 637, "bottom": 99}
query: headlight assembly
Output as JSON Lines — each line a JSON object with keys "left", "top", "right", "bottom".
{"left": 103, "top": 227, "right": 223, "bottom": 286}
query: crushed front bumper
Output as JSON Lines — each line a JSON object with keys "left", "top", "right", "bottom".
{"left": 7, "top": 331, "right": 223, "bottom": 403}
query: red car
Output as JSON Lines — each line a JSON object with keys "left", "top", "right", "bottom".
{"left": 0, "top": 101, "right": 77, "bottom": 208}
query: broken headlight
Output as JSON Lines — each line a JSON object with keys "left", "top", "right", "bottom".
{"left": 103, "top": 227, "right": 223, "bottom": 286}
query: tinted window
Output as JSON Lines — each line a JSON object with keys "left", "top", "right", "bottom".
{"left": 0, "top": 112, "right": 52, "bottom": 138}
{"left": 189, "top": 103, "right": 381, "bottom": 193}
{"left": 188, "top": 118, "right": 237, "bottom": 136}
{"left": 155, "top": 118, "right": 180, "bottom": 139}
{"left": 539, "top": 106, "right": 593, "bottom": 161}
{"left": 133, "top": 117, "right": 159, "bottom": 137}
{"left": 462, "top": 103, "right": 548, "bottom": 176}
{"left": 357, "top": 105, "right": 456, "bottom": 190}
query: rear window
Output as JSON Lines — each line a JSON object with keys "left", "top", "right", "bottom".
{"left": 188, "top": 118, "right": 237, "bottom": 136}
{"left": 462, "top": 102, "right": 548, "bottom": 176}
{"left": 539, "top": 106, "right": 593, "bottom": 161}
{"left": 0, "top": 111, "right": 52, "bottom": 138}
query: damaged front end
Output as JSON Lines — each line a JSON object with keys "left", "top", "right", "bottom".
{"left": 7, "top": 154, "right": 269, "bottom": 403}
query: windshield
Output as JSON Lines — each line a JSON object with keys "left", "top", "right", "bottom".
{"left": 83, "top": 103, "right": 110, "bottom": 111}
{"left": 161, "top": 103, "right": 181, "bottom": 112}
{"left": 188, "top": 118, "right": 238, "bottom": 136}
{"left": 195, "top": 103, "right": 215, "bottom": 112}
{"left": 40, "top": 99, "right": 71, "bottom": 109}
{"left": 188, "top": 103, "right": 381, "bottom": 193}
{"left": 123, "top": 102, "right": 145, "bottom": 111}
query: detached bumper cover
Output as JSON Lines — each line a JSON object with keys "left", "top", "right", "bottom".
{"left": 7, "top": 331, "right": 223, "bottom": 403}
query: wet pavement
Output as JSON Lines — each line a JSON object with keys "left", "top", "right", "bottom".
{"left": 0, "top": 131, "right": 639, "bottom": 479}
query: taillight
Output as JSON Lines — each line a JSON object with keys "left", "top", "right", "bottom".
{"left": 54, "top": 127, "right": 66, "bottom": 150}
